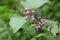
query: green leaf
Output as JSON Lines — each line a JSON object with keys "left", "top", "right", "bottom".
{"left": 44, "top": 34, "right": 57, "bottom": 40}
{"left": 58, "top": 35, "right": 60, "bottom": 40}
{"left": 21, "top": 0, "right": 49, "bottom": 8}
{"left": 51, "top": 23, "right": 58, "bottom": 35}
{"left": 46, "top": 20, "right": 58, "bottom": 35}
{"left": 9, "top": 16, "right": 26, "bottom": 34}
{"left": 31, "top": 38, "right": 36, "bottom": 40}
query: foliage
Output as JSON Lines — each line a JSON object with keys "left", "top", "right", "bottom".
{"left": 0, "top": 0, "right": 60, "bottom": 40}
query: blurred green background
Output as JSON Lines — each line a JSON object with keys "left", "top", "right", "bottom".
{"left": 0, "top": 0, "right": 60, "bottom": 40}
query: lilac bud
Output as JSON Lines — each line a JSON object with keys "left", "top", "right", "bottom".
{"left": 31, "top": 15, "right": 35, "bottom": 20}
{"left": 32, "top": 10, "right": 35, "bottom": 15}
{"left": 36, "top": 25, "right": 41, "bottom": 29}
{"left": 25, "top": 10, "right": 30, "bottom": 15}
{"left": 25, "top": 16, "right": 28, "bottom": 20}
{"left": 31, "top": 17, "right": 35, "bottom": 20}
{"left": 27, "top": 8, "right": 30, "bottom": 11}
{"left": 31, "top": 15, "right": 34, "bottom": 18}
{"left": 25, "top": 7, "right": 30, "bottom": 11}
{"left": 40, "top": 19, "right": 45, "bottom": 25}
{"left": 24, "top": 8, "right": 27, "bottom": 12}
{"left": 39, "top": 22, "right": 43, "bottom": 26}
{"left": 31, "top": 24, "right": 35, "bottom": 27}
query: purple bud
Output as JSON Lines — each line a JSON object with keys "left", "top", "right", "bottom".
{"left": 40, "top": 19, "right": 45, "bottom": 25}
{"left": 31, "top": 24, "right": 35, "bottom": 27}
{"left": 25, "top": 16, "right": 28, "bottom": 20}
{"left": 31, "top": 17, "right": 35, "bottom": 20}
{"left": 31, "top": 15, "right": 34, "bottom": 17}
{"left": 25, "top": 7, "right": 30, "bottom": 11}
{"left": 32, "top": 10, "right": 35, "bottom": 15}
{"left": 25, "top": 10, "right": 30, "bottom": 15}
{"left": 27, "top": 8, "right": 30, "bottom": 11}
{"left": 31, "top": 15, "right": 35, "bottom": 20}
{"left": 36, "top": 25, "right": 41, "bottom": 29}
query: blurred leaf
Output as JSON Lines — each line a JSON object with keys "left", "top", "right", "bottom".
{"left": 9, "top": 16, "right": 26, "bottom": 34}
{"left": 0, "top": 30, "right": 11, "bottom": 40}
{"left": 58, "top": 35, "right": 60, "bottom": 40}
{"left": 51, "top": 23, "right": 58, "bottom": 35}
{"left": 21, "top": 0, "right": 49, "bottom": 8}
{"left": 46, "top": 20, "right": 58, "bottom": 35}
{"left": 43, "top": 34, "right": 57, "bottom": 40}
{"left": 30, "top": 38, "right": 36, "bottom": 40}
{"left": 55, "top": 2, "right": 60, "bottom": 11}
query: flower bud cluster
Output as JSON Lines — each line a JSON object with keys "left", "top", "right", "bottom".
{"left": 23, "top": 8, "right": 35, "bottom": 21}
{"left": 23, "top": 8, "right": 53, "bottom": 29}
